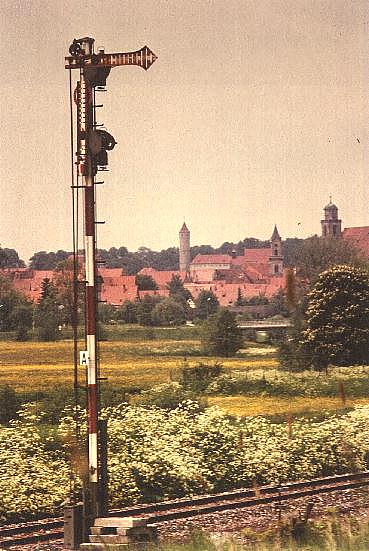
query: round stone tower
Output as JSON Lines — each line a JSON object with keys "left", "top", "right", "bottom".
{"left": 179, "top": 222, "right": 190, "bottom": 272}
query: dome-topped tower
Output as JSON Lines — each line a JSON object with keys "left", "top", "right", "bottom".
{"left": 321, "top": 198, "right": 342, "bottom": 238}
{"left": 179, "top": 222, "right": 190, "bottom": 272}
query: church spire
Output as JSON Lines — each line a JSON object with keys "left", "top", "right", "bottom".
{"left": 271, "top": 224, "right": 281, "bottom": 241}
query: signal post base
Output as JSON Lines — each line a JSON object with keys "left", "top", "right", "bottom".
{"left": 80, "top": 517, "right": 158, "bottom": 549}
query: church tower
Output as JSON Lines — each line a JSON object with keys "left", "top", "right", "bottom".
{"left": 179, "top": 222, "right": 190, "bottom": 272}
{"left": 269, "top": 225, "right": 283, "bottom": 276}
{"left": 321, "top": 198, "right": 342, "bottom": 238}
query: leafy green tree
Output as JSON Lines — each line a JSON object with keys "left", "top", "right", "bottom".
{"left": 29, "top": 250, "right": 69, "bottom": 270}
{"left": 202, "top": 308, "right": 243, "bottom": 357}
{"left": 290, "top": 236, "right": 365, "bottom": 283}
{"left": 0, "top": 247, "right": 25, "bottom": 268}
{"left": 151, "top": 298, "right": 186, "bottom": 326}
{"left": 0, "top": 276, "right": 31, "bottom": 332}
{"left": 301, "top": 265, "right": 369, "bottom": 369}
{"left": 98, "top": 303, "right": 118, "bottom": 323}
{"left": 35, "top": 278, "right": 60, "bottom": 341}
{"left": 9, "top": 303, "right": 33, "bottom": 341}
{"left": 136, "top": 295, "right": 162, "bottom": 326}
{"left": 166, "top": 275, "right": 192, "bottom": 306}
{"left": 135, "top": 274, "right": 158, "bottom": 290}
{"left": 195, "top": 290, "right": 219, "bottom": 320}
{"left": 53, "top": 258, "right": 84, "bottom": 326}
{"left": 119, "top": 300, "right": 138, "bottom": 324}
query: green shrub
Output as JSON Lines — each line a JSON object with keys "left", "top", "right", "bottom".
{"left": 132, "top": 382, "right": 204, "bottom": 410}
{"left": 179, "top": 361, "right": 225, "bottom": 393}
{"left": 0, "top": 385, "right": 22, "bottom": 424}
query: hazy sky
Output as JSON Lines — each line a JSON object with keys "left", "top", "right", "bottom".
{"left": 1, "top": 0, "right": 369, "bottom": 263}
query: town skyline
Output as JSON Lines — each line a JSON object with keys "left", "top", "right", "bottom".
{"left": 1, "top": 1, "right": 369, "bottom": 263}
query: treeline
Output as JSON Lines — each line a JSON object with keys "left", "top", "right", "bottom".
{"left": 3, "top": 237, "right": 304, "bottom": 273}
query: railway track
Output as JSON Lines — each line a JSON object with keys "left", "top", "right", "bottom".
{"left": 2, "top": 471, "right": 369, "bottom": 548}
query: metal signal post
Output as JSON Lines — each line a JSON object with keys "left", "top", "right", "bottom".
{"left": 66, "top": 37, "right": 157, "bottom": 525}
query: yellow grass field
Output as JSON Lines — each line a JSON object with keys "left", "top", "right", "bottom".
{"left": 208, "top": 395, "right": 369, "bottom": 417}
{"left": 0, "top": 340, "right": 277, "bottom": 391}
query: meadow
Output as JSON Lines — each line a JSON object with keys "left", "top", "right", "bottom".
{"left": 0, "top": 337, "right": 277, "bottom": 393}
{"left": 1, "top": 329, "right": 369, "bottom": 420}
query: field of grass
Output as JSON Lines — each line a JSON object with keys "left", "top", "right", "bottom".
{"left": 2, "top": 337, "right": 369, "bottom": 421}
{"left": 208, "top": 395, "right": 369, "bottom": 417}
{"left": 0, "top": 340, "right": 277, "bottom": 392}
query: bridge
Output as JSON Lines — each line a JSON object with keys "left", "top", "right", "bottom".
{"left": 238, "top": 319, "right": 291, "bottom": 330}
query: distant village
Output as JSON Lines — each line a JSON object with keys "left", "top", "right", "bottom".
{"left": 2, "top": 200, "right": 369, "bottom": 311}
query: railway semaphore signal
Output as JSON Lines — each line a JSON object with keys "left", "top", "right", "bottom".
{"left": 65, "top": 36, "right": 157, "bottom": 539}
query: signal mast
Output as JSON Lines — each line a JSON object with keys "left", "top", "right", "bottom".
{"left": 65, "top": 37, "right": 157, "bottom": 523}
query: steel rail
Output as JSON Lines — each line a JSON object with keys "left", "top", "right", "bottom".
{"left": 1, "top": 471, "right": 369, "bottom": 547}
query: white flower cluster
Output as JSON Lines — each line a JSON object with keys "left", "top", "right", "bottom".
{"left": 2, "top": 402, "right": 369, "bottom": 520}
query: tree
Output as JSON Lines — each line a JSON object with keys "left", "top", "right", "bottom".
{"left": 35, "top": 278, "right": 60, "bottom": 341}
{"left": 0, "top": 247, "right": 25, "bottom": 268}
{"left": 196, "top": 290, "right": 219, "bottom": 320}
{"left": 151, "top": 298, "right": 186, "bottom": 326}
{"left": 9, "top": 304, "right": 33, "bottom": 341}
{"left": 135, "top": 274, "right": 158, "bottom": 291}
{"left": 98, "top": 303, "right": 118, "bottom": 324}
{"left": 301, "top": 265, "right": 369, "bottom": 369}
{"left": 289, "top": 236, "right": 366, "bottom": 283}
{"left": 53, "top": 258, "right": 84, "bottom": 326}
{"left": 202, "top": 308, "right": 243, "bottom": 357}
{"left": 119, "top": 300, "right": 138, "bottom": 324}
{"left": 136, "top": 295, "right": 162, "bottom": 326}
{"left": 29, "top": 250, "right": 69, "bottom": 270}
{"left": 166, "top": 275, "right": 192, "bottom": 306}
{"left": 0, "top": 276, "right": 31, "bottom": 332}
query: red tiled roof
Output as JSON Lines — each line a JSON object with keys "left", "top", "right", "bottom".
{"left": 243, "top": 248, "right": 270, "bottom": 263}
{"left": 191, "top": 254, "right": 231, "bottom": 265}
{"left": 138, "top": 268, "right": 185, "bottom": 289}
{"left": 100, "top": 284, "right": 138, "bottom": 306}
{"left": 98, "top": 268, "right": 125, "bottom": 278}
{"left": 342, "top": 227, "right": 369, "bottom": 258}
{"left": 184, "top": 281, "right": 285, "bottom": 306}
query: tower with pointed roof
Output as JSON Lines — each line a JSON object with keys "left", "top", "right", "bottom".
{"left": 321, "top": 198, "right": 342, "bottom": 238}
{"left": 269, "top": 225, "right": 283, "bottom": 276}
{"left": 179, "top": 222, "right": 191, "bottom": 272}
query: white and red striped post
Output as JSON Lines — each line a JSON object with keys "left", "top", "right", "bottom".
{"left": 66, "top": 37, "right": 157, "bottom": 526}
{"left": 76, "top": 37, "right": 100, "bottom": 518}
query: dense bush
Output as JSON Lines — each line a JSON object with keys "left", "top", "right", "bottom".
{"left": 132, "top": 382, "right": 202, "bottom": 410}
{"left": 205, "top": 366, "right": 369, "bottom": 398}
{"left": 179, "top": 361, "right": 225, "bottom": 393}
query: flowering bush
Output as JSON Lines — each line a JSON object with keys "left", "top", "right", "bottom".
{"left": 3, "top": 402, "right": 369, "bottom": 521}
{"left": 0, "top": 406, "right": 70, "bottom": 521}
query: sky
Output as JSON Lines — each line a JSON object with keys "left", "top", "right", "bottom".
{"left": 1, "top": 0, "right": 369, "bottom": 263}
